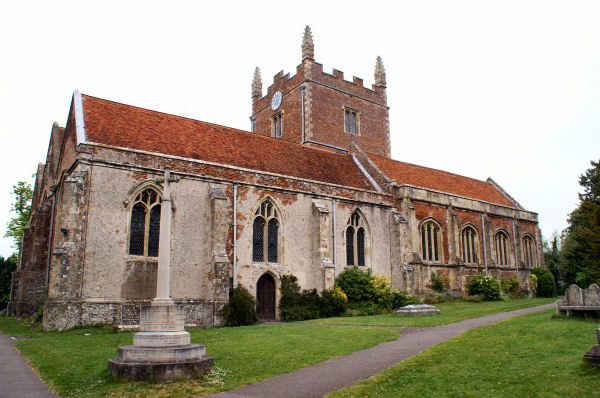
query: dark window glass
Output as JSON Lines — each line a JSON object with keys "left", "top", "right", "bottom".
{"left": 346, "top": 226, "right": 355, "bottom": 266}
{"left": 470, "top": 231, "right": 476, "bottom": 263}
{"left": 421, "top": 226, "right": 426, "bottom": 260}
{"left": 427, "top": 224, "right": 432, "bottom": 261}
{"left": 129, "top": 202, "right": 146, "bottom": 255}
{"left": 357, "top": 227, "right": 365, "bottom": 267}
{"left": 148, "top": 205, "right": 161, "bottom": 257}
{"left": 267, "top": 219, "right": 278, "bottom": 263}
{"left": 502, "top": 235, "right": 508, "bottom": 265}
{"left": 253, "top": 217, "right": 265, "bottom": 262}
{"left": 433, "top": 226, "right": 439, "bottom": 261}
{"left": 351, "top": 112, "right": 357, "bottom": 133}
{"left": 345, "top": 110, "right": 350, "bottom": 132}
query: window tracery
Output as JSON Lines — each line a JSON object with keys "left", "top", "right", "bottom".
{"left": 460, "top": 225, "right": 479, "bottom": 264}
{"left": 252, "top": 199, "right": 280, "bottom": 263}
{"left": 129, "top": 187, "right": 162, "bottom": 257}
{"left": 494, "top": 230, "right": 510, "bottom": 266}
{"left": 522, "top": 235, "right": 535, "bottom": 267}
{"left": 421, "top": 220, "right": 442, "bottom": 262}
{"left": 346, "top": 211, "right": 367, "bottom": 267}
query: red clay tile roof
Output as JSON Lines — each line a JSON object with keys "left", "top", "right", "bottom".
{"left": 367, "top": 152, "right": 516, "bottom": 208}
{"left": 81, "top": 95, "right": 373, "bottom": 190}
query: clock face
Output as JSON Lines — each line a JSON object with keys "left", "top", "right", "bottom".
{"left": 271, "top": 91, "right": 282, "bottom": 110}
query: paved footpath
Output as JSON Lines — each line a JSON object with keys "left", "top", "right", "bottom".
{"left": 210, "top": 303, "right": 555, "bottom": 398}
{"left": 0, "top": 332, "right": 58, "bottom": 398}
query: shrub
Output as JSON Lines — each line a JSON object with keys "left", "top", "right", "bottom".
{"left": 532, "top": 267, "right": 557, "bottom": 297}
{"left": 430, "top": 272, "right": 450, "bottom": 292}
{"left": 500, "top": 277, "right": 521, "bottom": 298}
{"left": 467, "top": 273, "right": 501, "bottom": 301}
{"left": 529, "top": 273, "right": 538, "bottom": 297}
{"left": 223, "top": 285, "right": 259, "bottom": 326}
{"left": 377, "top": 289, "right": 419, "bottom": 309}
{"left": 279, "top": 275, "right": 347, "bottom": 321}
{"left": 335, "top": 267, "right": 377, "bottom": 303}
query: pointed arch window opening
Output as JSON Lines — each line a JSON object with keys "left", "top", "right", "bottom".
{"left": 253, "top": 200, "right": 280, "bottom": 263}
{"left": 461, "top": 226, "right": 479, "bottom": 264}
{"left": 495, "top": 231, "right": 510, "bottom": 266}
{"left": 346, "top": 211, "right": 366, "bottom": 267}
{"left": 522, "top": 235, "right": 535, "bottom": 267}
{"left": 421, "top": 220, "right": 441, "bottom": 262}
{"left": 128, "top": 187, "right": 162, "bottom": 257}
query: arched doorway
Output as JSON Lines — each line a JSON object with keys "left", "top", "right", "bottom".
{"left": 256, "top": 273, "right": 276, "bottom": 319}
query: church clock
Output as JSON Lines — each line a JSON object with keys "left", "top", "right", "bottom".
{"left": 271, "top": 91, "right": 282, "bottom": 110}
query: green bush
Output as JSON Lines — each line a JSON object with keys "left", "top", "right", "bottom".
{"left": 529, "top": 274, "right": 538, "bottom": 297}
{"left": 279, "top": 275, "right": 347, "bottom": 321}
{"left": 532, "top": 267, "right": 557, "bottom": 297}
{"left": 467, "top": 273, "right": 501, "bottom": 301}
{"left": 223, "top": 285, "right": 259, "bottom": 326}
{"left": 431, "top": 272, "right": 450, "bottom": 292}
{"left": 335, "top": 267, "right": 377, "bottom": 303}
{"left": 500, "top": 278, "right": 521, "bottom": 298}
{"left": 377, "top": 289, "right": 419, "bottom": 309}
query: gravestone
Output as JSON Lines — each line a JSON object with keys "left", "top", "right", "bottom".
{"left": 556, "top": 284, "right": 600, "bottom": 316}
{"left": 583, "top": 327, "right": 600, "bottom": 367}
{"left": 395, "top": 304, "right": 440, "bottom": 316}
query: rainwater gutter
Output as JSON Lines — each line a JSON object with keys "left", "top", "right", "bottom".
{"left": 233, "top": 184, "right": 238, "bottom": 288}
{"left": 481, "top": 213, "right": 488, "bottom": 275}
{"left": 512, "top": 219, "right": 519, "bottom": 280}
{"left": 332, "top": 199, "right": 337, "bottom": 277}
{"left": 46, "top": 191, "right": 56, "bottom": 287}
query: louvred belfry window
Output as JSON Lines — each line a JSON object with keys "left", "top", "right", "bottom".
{"left": 252, "top": 199, "right": 280, "bottom": 263}
{"left": 129, "top": 188, "right": 162, "bottom": 257}
{"left": 346, "top": 211, "right": 367, "bottom": 267}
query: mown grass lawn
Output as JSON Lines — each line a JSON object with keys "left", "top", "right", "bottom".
{"left": 305, "top": 297, "right": 558, "bottom": 327}
{"left": 329, "top": 310, "right": 600, "bottom": 398}
{"left": 0, "top": 318, "right": 400, "bottom": 397}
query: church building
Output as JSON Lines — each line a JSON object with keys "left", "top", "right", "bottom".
{"left": 10, "top": 27, "right": 544, "bottom": 330}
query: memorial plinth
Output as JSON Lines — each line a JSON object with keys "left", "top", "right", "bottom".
{"left": 583, "top": 327, "right": 600, "bottom": 368}
{"left": 108, "top": 167, "right": 214, "bottom": 382}
{"left": 108, "top": 300, "right": 214, "bottom": 382}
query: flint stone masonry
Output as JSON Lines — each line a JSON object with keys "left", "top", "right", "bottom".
{"left": 395, "top": 304, "right": 440, "bottom": 316}
{"left": 557, "top": 284, "right": 600, "bottom": 315}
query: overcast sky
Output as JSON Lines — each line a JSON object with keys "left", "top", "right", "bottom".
{"left": 0, "top": 0, "right": 598, "bottom": 258}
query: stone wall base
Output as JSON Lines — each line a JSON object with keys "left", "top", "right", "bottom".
{"left": 43, "top": 299, "right": 227, "bottom": 331}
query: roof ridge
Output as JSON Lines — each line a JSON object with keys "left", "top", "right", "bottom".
{"left": 81, "top": 93, "right": 354, "bottom": 159}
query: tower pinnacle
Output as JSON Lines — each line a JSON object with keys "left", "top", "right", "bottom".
{"left": 302, "top": 25, "right": 314, "bottom": 61}
{"left": 252, "top": 66, "right": 262, "bottom": 97}
{"left": 374, "top": 56, "right": 386, "bottom": 87}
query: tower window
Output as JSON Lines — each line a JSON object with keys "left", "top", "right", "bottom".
{"left": 344, "top": 107, "right": 359, "bottom": 135}
{"left": 129, "top": 187, "right": 162, "bottom": 257}
{"left": 272, "top": 113, "right": 282, "bottom": 138}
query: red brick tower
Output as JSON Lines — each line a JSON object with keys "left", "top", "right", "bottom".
{"left": 251, "top": 26, "right": 391, "bottom": 158}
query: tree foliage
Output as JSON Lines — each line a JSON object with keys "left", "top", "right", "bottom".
{"left": 5, "top": 181, "right": 33, "bottom": 252}
{"left": 0, "top": 255, "right": 17, "bottom": 309}
{"left": 558, "top": 160, "right": 600, "bottom": 287}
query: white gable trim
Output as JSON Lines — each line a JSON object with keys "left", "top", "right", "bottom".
{"left": 352, "top": 154, "right": 382, "bottom": 192}
{"left": 73, "top": 90, "right": 86, "bottom": 145}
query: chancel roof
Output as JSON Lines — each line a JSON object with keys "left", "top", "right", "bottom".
{"left": 367, "top": 152, "right": 517, "bottom": 208}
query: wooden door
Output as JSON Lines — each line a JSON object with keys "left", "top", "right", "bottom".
{"left": 257, "top": 274, "right": 276, "bottom": 319}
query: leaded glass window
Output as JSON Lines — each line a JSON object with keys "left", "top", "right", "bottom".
{"left": 495, "top": 231, "right": 510, "bottom": 266}
{"left": 461, "top": 226, "right": 478, "bottom": 264}
{"left": 522, "top": 235, "right": 535, "bottom": 267}
{"left": 346, "top": 211, "right": 367, "bottom": 267}
{"left": 421, "top": 220, "right": 441, "bottom": 262}
{"left": 128, "top": 187, "right": 162, "bottom": 257}
{"left": 253, "top": 199, "right": 280, "bottom": 263}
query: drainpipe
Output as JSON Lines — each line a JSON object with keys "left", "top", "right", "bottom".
{"left": 46, "top": 192, "right": 56, "bottom": 287}
{"left": 511, "top": 219, "right": 519, "bottom": 280}
{"left": 233, "top": 184, "right": 238, "bottom": 288}
{"left": 332, "top": 199, "right": 337, "bottom": 277}
{"left": 300, "top": 85, "right": 306, "bottom": 143}
{"left": 481, "top": 213, "right": 488, "bottom": 275}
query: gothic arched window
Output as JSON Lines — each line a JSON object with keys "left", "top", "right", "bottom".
{"left": 495, "top": 230, "right": 510, "bottom": 266}
{"left": 252, "top": 199, "right": 280, "bottom": 263}
{"left": 421, "top": 220, "right": 442, "bottom": 262}
{"left": 522, "top": 235, "right": 535, "bottom": 267}
{"left": 460, "top": 226, "right": 479, "bottom": 264}
{"left": 346, "top": 211, "right": 366, "bottom": 267}
{"left": 129, "top": 187, "right": 162, "bottom": 257}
